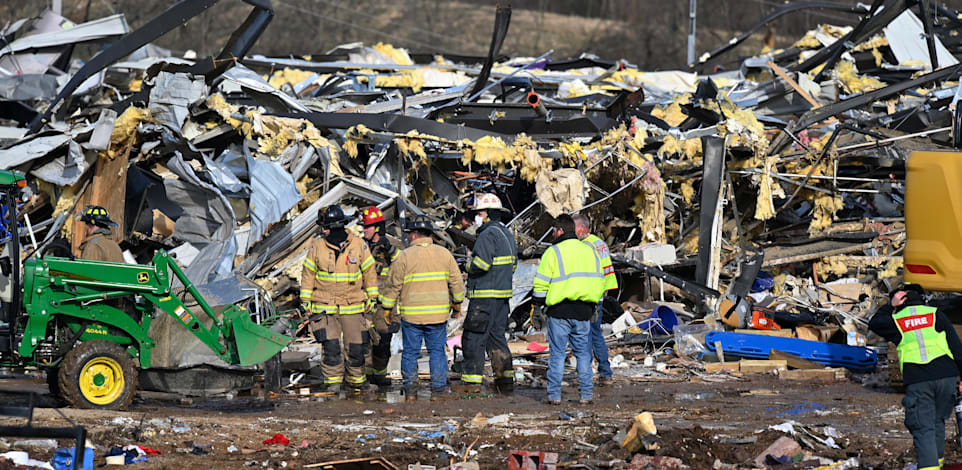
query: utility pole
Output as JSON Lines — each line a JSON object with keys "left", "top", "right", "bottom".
{"left": 51, "top": 0, "right": 62, "bottom": 15}
{"left": 687, "top": 0, "right": 697, "bottom": 67}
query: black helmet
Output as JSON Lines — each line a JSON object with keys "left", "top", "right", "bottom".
{"left": 404, "top": 215, "right": 437, "bottom": 233}
{"left": 79, "top": 205, "right": 117, "bottom": 228}
{"left": 318, "top": 205, "right": 348, "bottom": 229}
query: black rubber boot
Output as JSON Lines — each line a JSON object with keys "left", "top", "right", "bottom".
{"left": 494, "top": 378, "right": 514, "bottom": 396}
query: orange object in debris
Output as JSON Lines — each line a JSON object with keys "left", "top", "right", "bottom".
{"left": 749, "top": 308, "right": 781, "bottom": 331}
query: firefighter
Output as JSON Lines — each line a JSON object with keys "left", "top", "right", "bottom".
{"left": 532, "top": 214, "right": 605, "bottom": 405}
{"left": 457, "top": 193, "right": 518, "bottom": 395}
{"left": 869, "top": 284, "right": 962, "bottom": 470}
{"left": 379, "top": 215, "right": 464, "bottom": 400}
{"left": 78, "top": 205, "right": 124, "bottom": 263}
{"left": 572, "top": 214, "right": 617, "bottom": 386}
{"left": 360, "top": 205, "right": 400, "bottom": 387}
{"left": 301, "top": 205, "right": 379, "bottom": 393}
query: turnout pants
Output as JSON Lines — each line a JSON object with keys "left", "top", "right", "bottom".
{"left": 368, "top": 305, "right": 400, "bottom": 382}
{"left": 460, "top": 298, "right": 513, "bottom": 387}
{"left": 368, "top": 330, "right": 393, "bottom": 381}
{"left": 311, "top": 312, "right": 371, "bottom": 386}
{"left": 903, "top": 376, "right": 955, "bottom": 470}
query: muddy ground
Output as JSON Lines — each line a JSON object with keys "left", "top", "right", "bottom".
{"left": 0, "top": 367, "right": 951, "bottom": 470}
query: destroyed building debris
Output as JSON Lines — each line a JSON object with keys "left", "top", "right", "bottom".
{"left": 3, "top": 0, "right": 962, "bottom": 467}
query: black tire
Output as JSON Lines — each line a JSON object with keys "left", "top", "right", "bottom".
{"left": 59, "top": 340, "right": 138, "bottom": 410}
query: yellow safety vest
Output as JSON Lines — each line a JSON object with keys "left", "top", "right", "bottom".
{"left": 533, "top": 238, "right": 605, "bottom": 307}
{"left": 893, "top": 305, "right": 954, "bottom": 372}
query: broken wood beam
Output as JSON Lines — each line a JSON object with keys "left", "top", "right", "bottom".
{"left": 769, "top": 349, "right": 823, "bottom": 370}
{"left": 739, "top": 359, "right": 787, "bottom": 374}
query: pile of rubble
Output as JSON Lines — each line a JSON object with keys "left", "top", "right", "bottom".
{"left": 0, "top": 0, "right": 956, "bottom": 375}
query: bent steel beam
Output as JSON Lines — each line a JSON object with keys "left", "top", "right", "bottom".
{"left": 466, "top": 5, "right": 512, "bottom": 101}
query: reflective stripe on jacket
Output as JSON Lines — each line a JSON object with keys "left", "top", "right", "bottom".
{"left": 533, "top": 238, "right": 605, "bottom": 307}
{"left": 583, "top": 233, "right": 617, "bottom": 292}
{"left": 379, "top": 238, "right": 465, "bottom": 325}
{"left": 466, "top": 221, "right": 517, "bottom": 299}
{"left": 300, "top": 233, "right": 378, "bottom": 314}
{"left": 894, "top": 305, "right": 954, "bottom": 372}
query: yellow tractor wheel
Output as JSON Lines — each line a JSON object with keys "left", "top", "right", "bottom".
{"left": 59, "top": 340, "right": 138, "bottom": 410}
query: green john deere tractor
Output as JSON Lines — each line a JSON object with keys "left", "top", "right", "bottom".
{"left": 0, "top": 169, "right": 291, "bottom": 409}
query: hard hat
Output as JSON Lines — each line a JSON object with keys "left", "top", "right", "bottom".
{"left": 318, "top": 205, "right": 348, "bottom": 228}
{"left": 473, "top": 193, "right": 504, "bottom": 211}
{"left": 361, "top": 206, "right": 385, "bottom": 226}
{"left": 404, "top": 215, "right": 437, "bottom": 233}
{"left": 79, "top": 205, "right": 117, "bottom": 228}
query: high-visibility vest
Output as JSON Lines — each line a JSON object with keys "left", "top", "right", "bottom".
{"left": 584, "top": 234, "right": 617, "bottom": 292}
{"left": 893, "top": 305, "right": 954, "bottom": 372}
{"left": 533, "top": 238, "right": 605, "bottom": 307}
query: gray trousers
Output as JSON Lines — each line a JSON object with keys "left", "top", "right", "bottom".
{"left": 903, "top": 376, "right": 956, "bottom": 469}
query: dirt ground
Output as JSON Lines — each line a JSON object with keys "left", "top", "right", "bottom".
{"left": 0, "top": 368, "right": 951, "bottom": 470}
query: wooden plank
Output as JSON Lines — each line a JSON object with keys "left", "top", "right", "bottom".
{"left": 735, "top": 328, "right": 794, "bottom": 337}
{"left": 71, "top": 145, "right": 130, "bottom": 255}
{"left": 88, "top": 147, "right": 129, "bottom": 244}
{"left": 769, "top": 349, "right": 823, "bottom": 370}
{"left": 738, "top": 359, "right": 787, "bottom": 374}
{"left": 704, "top": 362, "right": 740, "bottom": 373}
{"left": 767, "top": 60, "right": 820, "bottom": 108}
{"left": 779, "top": 368, "right": 838, "bottom": 382}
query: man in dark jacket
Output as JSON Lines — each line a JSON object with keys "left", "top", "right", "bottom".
{"left": 869, "top": 284, "right": 962, "bottom": 470}
{"left": 456, "top": 193, "right": 518, "bottom": 395}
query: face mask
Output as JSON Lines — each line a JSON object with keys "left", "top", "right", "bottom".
{"left": 474, "top": 215, "right": 485, "bottom": 227}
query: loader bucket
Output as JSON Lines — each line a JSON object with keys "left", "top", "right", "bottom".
{"left": 222, "top": 305, "right": 291, "bottom": 366}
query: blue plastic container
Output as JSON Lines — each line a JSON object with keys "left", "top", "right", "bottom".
{"left": 638, "top": 305, "right": 678, "bottom": 335}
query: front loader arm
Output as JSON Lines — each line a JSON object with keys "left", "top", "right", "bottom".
{"left": 21, "top": 251, "right": 289, "bottom": 368}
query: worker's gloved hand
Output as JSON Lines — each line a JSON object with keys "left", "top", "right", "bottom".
{"left": 530, "top": 304, "right": 546, "bottom": 330}
{"left": 298, "top": 301, "right": 312, "bottom": 317}
{"left": 384, "top": 309, "right": 400, "bottom": 334}
{"left": 450, "top": 303, "right": 462, "bottom": 319}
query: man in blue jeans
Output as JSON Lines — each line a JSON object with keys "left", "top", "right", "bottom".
{"left": 532, "top": 214, "right": 605, "bottom": 405}
{"left": 573, "top": 214, "right": 617, "bottom": 386}
{"left": 379, "top": 216, "right": 465, "bottom": 400}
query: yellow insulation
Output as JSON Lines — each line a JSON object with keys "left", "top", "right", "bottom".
{"left": 344, "top": 124, "right": 373, "bottom": 159}
{"left": 817, "top": 256, "right": 850, "bottom": 278}
{"left": 107, "top": 106, "right": 151, "bottom": 159}
{"left": 268, "top": 67, "right": 315, "bottom": 89}
{"left": 373, "top": 42, "right": 414, "bottom": 65}
{"left": 836, "top": 61, "right": 885, "bottom": 94}
{"left": 206, "top": 93, "right": 341, "bottom": 174}
{"left": 754, "top": 156, "right": 785, "bottom": 221}
{"left": 680, "top": 180, "right": 695, "bottom": 205}
{"left": 632, "top": 161, "right": 666, "bottom": 244}
{"left": 460, "top": 134, "right": 547, "bottom": 182}
{"left": 651, "top": 96, "right": 690, "bottom": 127}
{"left": 657, "top": 135, "right": 702, "bottom": 160}
{"left": 809, "top": 193, "right": 845, "bottom": 234}
{"left": 396, "top": 130, "right": 427, "bottom": 160}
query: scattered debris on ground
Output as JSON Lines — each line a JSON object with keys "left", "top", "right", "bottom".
{"left": 5, "top": 0, "right": 962, "bottom": 467}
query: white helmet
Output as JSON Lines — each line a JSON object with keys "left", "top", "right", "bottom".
{"left": 474, "top": 193, "right": 504, "bottom": 211}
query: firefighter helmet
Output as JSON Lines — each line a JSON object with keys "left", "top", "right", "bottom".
{"left": 318, "top": 205, "right": 349, "bottom": 228}
{"left": 473, "top": 193, "right": 504, "bottom": 211}
{"left": 404, "top": 215, "right": 437, "bottom": 233}
{"left": 361, "top": 206, "right": 385, "bottom": 226}
{"left": 79, "top": 205, "right": 117, "bottom": 228}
